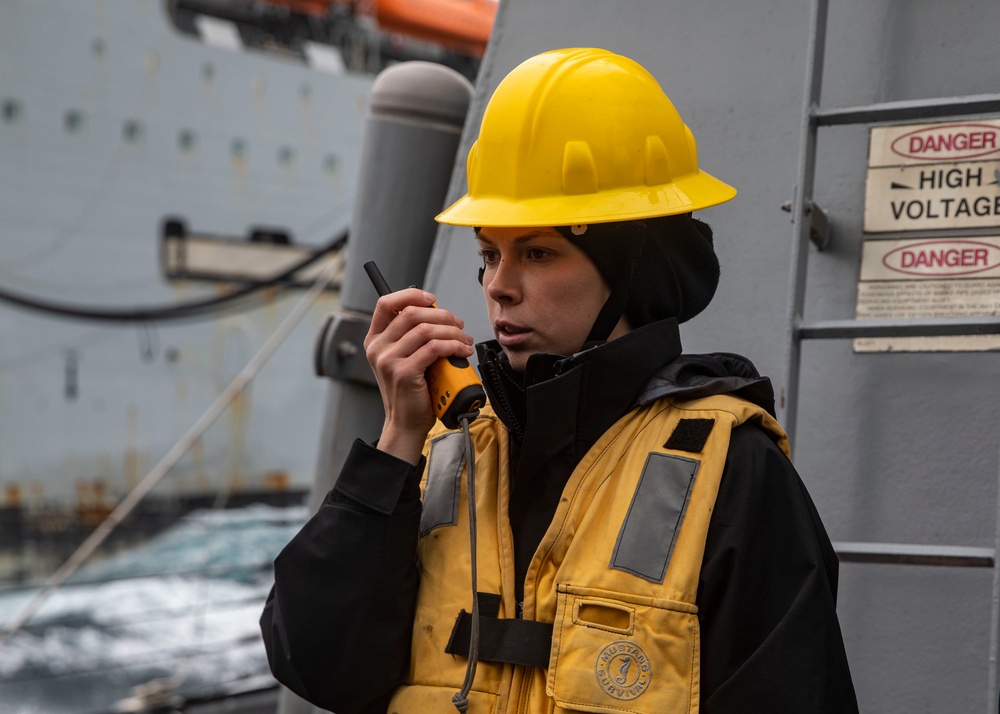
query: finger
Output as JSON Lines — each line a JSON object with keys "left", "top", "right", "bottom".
{"left": 368, "top": 288, "right": 437, "bottom": 334}
{"left": 371, "top": 337, "right": 474, "bottom": 418}
{"left": 368, "top": 322, "right": 475, "bottom": 376}
{"left": 368, "top": 305, "right": 467, "bottom": 355}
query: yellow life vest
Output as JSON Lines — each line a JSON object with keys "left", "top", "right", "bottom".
{"left": 388, "top": 393, "right": 789, "bottom": 714}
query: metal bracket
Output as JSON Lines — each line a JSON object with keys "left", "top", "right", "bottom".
{"left": 314, "top": 311, "right": 377, "bottom": 385}
{"left": 781, "top": 198, "right": 830, "bottom": 251}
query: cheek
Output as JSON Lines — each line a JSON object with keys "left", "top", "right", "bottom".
{"left": 561, "top": 276, "right": 609, "bottom": 312}
{"left": 545, "top": 279, "right": 607, "bottom": 333}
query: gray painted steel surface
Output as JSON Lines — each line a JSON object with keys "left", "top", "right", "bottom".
{"left": 0, "top": 0, "right": 371, "bottom": 510}
{"left": 426, "top": 1, "right": 1000, "bottom": 711}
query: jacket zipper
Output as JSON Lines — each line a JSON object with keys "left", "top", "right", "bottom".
{"left": 482, "top": 357, "right": 526, "bottom": 443}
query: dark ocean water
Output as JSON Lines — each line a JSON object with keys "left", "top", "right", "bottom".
{"left": 0, "top": 505, "right": 308, "bottom": 714}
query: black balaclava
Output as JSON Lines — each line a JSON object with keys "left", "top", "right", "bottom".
{"left": 475, "top": 214, "right": 719, "bottom": 349}
{"left": 555, "top": 213, "right": 720, "bottom": 341}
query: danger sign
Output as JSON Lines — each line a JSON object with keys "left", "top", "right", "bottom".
{"left": 865, "top": 120, "right": 1000, "bottom": 232}
{"left": 857, "top": 119, "right": 1000, "bottom": 351}
{"left": 855, "top": 236, "right": 1000, "bottom": 352}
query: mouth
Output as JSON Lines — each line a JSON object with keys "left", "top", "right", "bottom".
{"left": 495, "top": 320, "right": 531, "bottom": 348}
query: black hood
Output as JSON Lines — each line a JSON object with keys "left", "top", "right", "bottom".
{"left": 634, "top": 352, "right": 777, "bottom": 417}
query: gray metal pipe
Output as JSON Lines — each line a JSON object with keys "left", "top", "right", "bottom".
{"left": 339, "top": 62, "right": 475, "bottom": 313}
{"left": 276, "top": 60, "right": 473, "bottom": 714}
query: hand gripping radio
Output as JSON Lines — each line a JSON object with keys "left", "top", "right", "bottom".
{"left": 364, "top": 261, "right": 485, "bottom": 429}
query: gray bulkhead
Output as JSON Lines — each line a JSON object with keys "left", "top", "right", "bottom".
{"left": 427, "top": 1, "right": 1000, "bottom": 711}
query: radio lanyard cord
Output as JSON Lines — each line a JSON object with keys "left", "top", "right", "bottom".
{"left": 453, "top": 409, "right": 482, "bottom": 712}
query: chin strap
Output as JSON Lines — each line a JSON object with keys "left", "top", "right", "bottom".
{"left": 583, "top": 275, "right": 633, "bottom": 344}
{"left": 453, "top": 410, "right": 481, "bottom": 712}
{"left": 580, "top": 223, "right": 647, "bottom": 344}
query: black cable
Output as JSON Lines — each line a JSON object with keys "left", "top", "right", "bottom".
{"left": 0, "top": 231, "right": 346, "bottom": 323}
{"left": 453, "top": 410, "right": 481, "bottom": 713}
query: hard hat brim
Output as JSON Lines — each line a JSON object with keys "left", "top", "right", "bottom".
{"left": 436, "top": 170, "right": 736, "bottom": 227}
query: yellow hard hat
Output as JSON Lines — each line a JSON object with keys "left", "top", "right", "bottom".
{"left": 436, "top": 47, "right": 736, "bottom": 227}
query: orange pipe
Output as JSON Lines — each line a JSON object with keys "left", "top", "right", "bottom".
{"left": 256, "top": 0, "right": 497, "bottom": 57}
{"left": 376, "top": 0, "right": 497, "bottom": 57}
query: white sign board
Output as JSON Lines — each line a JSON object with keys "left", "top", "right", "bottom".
{"left": 865, "top": 121, "right": 1000, "bottom": 232}
{"left": 856, "top": 119, "right": 1000, "bottom": 352}
{"left": 854, "top": 237, "right": 1000, "bottom": 353}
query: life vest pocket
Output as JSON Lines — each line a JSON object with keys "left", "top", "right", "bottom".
{"left": 546, "top": 584, "right": 699, "bottom": 714}
{"left": 387, "top": 683, "right": 500, "bottom": 714}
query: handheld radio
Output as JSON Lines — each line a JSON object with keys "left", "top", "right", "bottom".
{"left": 364, "top": 261, "right": 485, "bottom": 429}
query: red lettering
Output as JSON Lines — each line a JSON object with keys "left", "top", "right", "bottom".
{"left": 898, "top": 247, "right": 991, "bottom": 270}
{"left": 895, "top": 125, "right": 1000, "bottom": 159}
{"left": 906, "top": 131, "right": 994, "bottom": 154}
{"left": 886, "top": 241, "right": 999, "bottom": 275}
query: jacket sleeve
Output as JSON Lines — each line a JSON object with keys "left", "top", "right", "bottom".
{"left": 698, "top": 424, "right": 859, "bottom": 713}
{"left": 260, "top": 439, "right": 424, "bottom": 714}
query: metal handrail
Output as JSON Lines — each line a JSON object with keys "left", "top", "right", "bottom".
{"left": 814, "top": 93, "right": 1000, "bottom": 127}
{"left": 797, "top": 315, "right": 1000, "bottom": 340}
{"left": 834, "top": 542, "right": 995, "bottom": 568}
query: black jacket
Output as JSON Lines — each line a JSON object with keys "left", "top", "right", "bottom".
{"left": 261, "top": 319, "right": 858, "bottom": 713}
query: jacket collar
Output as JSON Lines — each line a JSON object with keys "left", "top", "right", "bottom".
{"left": 476, "top": 319, "right": 684, "bottom": 463}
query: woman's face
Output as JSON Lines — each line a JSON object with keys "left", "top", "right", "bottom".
{"left": 476, "top": 226, "right": 621, "bottom": 371}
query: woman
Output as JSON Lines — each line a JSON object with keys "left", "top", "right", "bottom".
{"left": 261, "top": 48, "right": 858, "bottom": 713}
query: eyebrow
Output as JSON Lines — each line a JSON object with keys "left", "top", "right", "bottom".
{"left": 474, "top": 230, "right": 561, "bottom": 245}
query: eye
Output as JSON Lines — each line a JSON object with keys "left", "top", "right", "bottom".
{"left": 525, "top": 247, "right": 551, "bottom": 261}
{"left": 477, "top": 247, "right": 499, "bottom": 265}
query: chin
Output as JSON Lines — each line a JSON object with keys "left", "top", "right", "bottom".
{"left": 503, "top": 349, "right": 528, "bottom": 372}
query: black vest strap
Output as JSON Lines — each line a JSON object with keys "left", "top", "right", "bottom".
{"left": 445, "top": 595, "right": 553, "bottom": 669}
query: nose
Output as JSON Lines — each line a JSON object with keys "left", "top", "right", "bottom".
{"left": 484, "top": 257, "right": 521, "bottom": 304}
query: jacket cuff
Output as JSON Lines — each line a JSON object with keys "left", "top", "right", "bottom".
{"left": 331, "top": 438, "right": 425, "bottom": 515}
